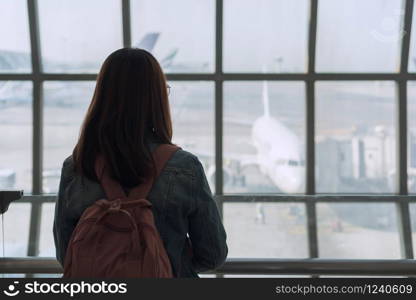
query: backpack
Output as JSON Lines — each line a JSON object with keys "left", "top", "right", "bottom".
{"left": 62, "top": 144, "right": 180, "bottom": 278}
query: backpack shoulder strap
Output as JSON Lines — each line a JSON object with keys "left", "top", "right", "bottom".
{"left": 128, "top": 144, "right": 181, "bottom": 199}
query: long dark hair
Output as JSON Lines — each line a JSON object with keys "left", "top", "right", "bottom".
{"left": 73, "top": 48, "right": 173, "bottom": 187}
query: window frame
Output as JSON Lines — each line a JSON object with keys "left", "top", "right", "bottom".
{"left": 0, "top": 0, "right": 414, "bottom": 266}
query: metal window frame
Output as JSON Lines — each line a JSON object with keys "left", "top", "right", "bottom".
{"left": 0, "top": 0, "right": 415, "bottom": 268}
{"left": 26, "top": 0, "right": 42, "bottom": 259}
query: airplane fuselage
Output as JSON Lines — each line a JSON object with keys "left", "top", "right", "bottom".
{"left": 251, "top": 115, "right": 305, "bottom": 193}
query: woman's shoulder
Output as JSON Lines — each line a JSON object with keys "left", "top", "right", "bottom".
{"left": 164, "top": 145, "right": 203, "bottom": 177}
{"left": 62, "top": 155, "right": 74, "bottom": 171}
{"left": 167, "top": 146, "right": 204, "bottom": 174}
{"left": 170, "top": 147, "right": 198, "bottom": 163}
{"left": 63, "top": 155, "right": 74, "bottom": 166}
{"left": 60, "top": 155, "right": 77, "bottom": 180}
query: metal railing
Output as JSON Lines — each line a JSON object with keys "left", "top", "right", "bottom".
{"left": 1, "top": 257, "right": 416, "bottom": 276}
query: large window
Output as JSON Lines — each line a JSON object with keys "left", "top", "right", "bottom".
{"left": 317, "top": 203, "right": 401, "bottom": 259}
{"left": 168, "top": 81, "right": 215, "bottom": 189}
{"left": 316, "top": 0, "right": 403, "bottom": 73}
{"left": 0, "top": 81, "right": 32, "bottom": 193}
{"left": 223, "top": 81, "right": 306, "bottom": 193}
{"left": 316, "top": 81, "right": 397, "bottom": 193}
{"left": 223, "top": 0, "right": 309, "bottom": 73}
{"left": 131, "top": 0, "right": 215, "bottom": 73}
{"left": 408, "top": 82, "right": 416, "bottom": 194}
{"left": 43, "top": 81, "right": 95, "bottom": 193}
{"left": 224, "top": 202, "right": 308, "bottom": 258}
{"left": 0, "top": 0, "right": 415, "bottom": 262}
{"left": 0, "top": 0, "right": 31, "bottom": 73}
{"left": 38, "top": 0, "right": 123, "bottom": 73}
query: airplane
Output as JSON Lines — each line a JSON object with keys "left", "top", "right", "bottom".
{"left": 0, "top": 31, "right": 206, "bottom": 191}
{"left": 187, "top": 81, "right": 416, "bottom": 233}
{"left": 135, "top": 32, "right": 209, "bottom": 73}
{"left": 250, "top": 81, "right": 305, "bottom": 193}
{"left": 0, "top": 32, "right": 188, "bottom": 108}
{"left": 191, "top": 80, "right": 305, "bottom": 194}
{"left": 135, "top": 32, "right": 160, "bottom": 53}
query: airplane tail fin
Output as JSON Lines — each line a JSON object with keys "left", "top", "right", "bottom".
{"left": 135, "top": 32, "right": 160, "bottom": 52}
{"left": 161, "top": 48, "right": 178, "bottom": 68}
{"left": 262, "top": 80, "right": 270, "bottom": 118}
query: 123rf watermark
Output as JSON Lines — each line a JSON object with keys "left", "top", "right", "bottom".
{"left": 2, "top": 280, "right": 127, "bottom": 297}
{"left": 275, "top": 284, "right": 414, "bottom": 296}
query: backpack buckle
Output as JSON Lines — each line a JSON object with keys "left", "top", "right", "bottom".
{"left": 109, "top": 198, "right": 122, "bottom": 212}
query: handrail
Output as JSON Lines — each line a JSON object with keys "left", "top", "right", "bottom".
{"left": 1, "top": 258, "right": 416, "bottom": 276}
{"left": 16, "top": 194, "right": 416, "bottom": 204}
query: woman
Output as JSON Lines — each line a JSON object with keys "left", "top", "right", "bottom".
{"left": 53, "top": 48, "right": 228, "bottom": 278}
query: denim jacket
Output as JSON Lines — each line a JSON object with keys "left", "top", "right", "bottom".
{"left": 53, "top": 142, "right": 228, "bottom": 278}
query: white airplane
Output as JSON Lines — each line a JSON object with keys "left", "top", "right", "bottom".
{"left": 250, "top": 81, "right": 305, "bottom": 193}
{"left": 136, "top": 32, "right": 208, "bottom": 73}
{"left": 201, "top": 81, "right": 305, "bottom": 194}
{"left": 0, "top": 32, "right": 181, "bottom": 109}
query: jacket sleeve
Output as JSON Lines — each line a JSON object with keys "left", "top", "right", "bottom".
{"left": 188, "top": 157, "right": 228, "bottom": 273}
{"left": 53, "top": 158, "right": 78, "bottom": 267}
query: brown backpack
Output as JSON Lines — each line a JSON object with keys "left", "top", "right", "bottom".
{"left": 62, "top": 144, "right": 180, "bottom": 278}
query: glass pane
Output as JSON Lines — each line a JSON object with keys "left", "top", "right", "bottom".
{"left": 224, "top": 81, "right": 305, "bottom": 194}
{"left": 43, "top": 81, "right": 95, "bottom": 193}
{"left": 224, "top": 0, "right": 309, "bottom": 73}
{"left": 224, "top": 203, "right": 308, "bottom": 258}
{"left": 317, "top": 203, "right": 401, "bottom": 258}
{"left": 410, "top": 204, "right": 416, "bottom": 257}
{"left": 2, "top": 203, "right": 31, "bottom": 256}
{"left": 38, "top": 0, "right": 123, "bottom": 73}
{"left": 169, "top": 82, "right": 214, "bottom": 191}
{"left": 408, "top": 0, "right": 416, "bottom": 72}
{"left": 0, "top": 81, "right": 32, "bottom": 193}
{"left": 0, "top": 0, "right": 31, "bottom": 73}
{"left": 131, "top": 0, "right": 215, "bottom": 73}
{"left": 39, "top": 203, "right": 54, "bottom": 256}
{"left": 316, "top": 81, "right": 397, "bottom": 193}
{"left": 198, "top": 274, "right": 217, "bottom": 278}
{"left": 408, "top": 82, "right": 416, "bottom": 193}
{"left": 316, "top": 0, "right": 403, "bottom": 73}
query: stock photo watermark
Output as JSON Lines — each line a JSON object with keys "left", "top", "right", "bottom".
{"left": 370, "top": 9, "right": 407, "bottom": 43}
{"left": 2, "top": 280, "right": 127, "bottom": 297}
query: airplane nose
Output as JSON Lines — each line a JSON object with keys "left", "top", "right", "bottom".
{"left": 271, "top": 166, "right": 304, "bottom": 193}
